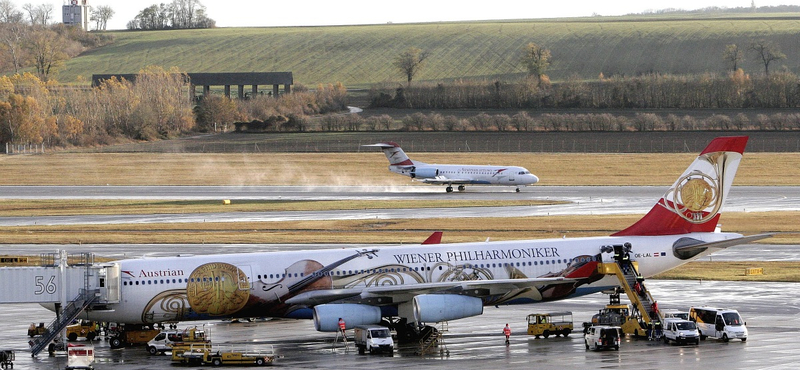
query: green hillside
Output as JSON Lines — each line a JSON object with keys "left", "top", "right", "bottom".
{"left": 56, "top": 14, "right": 800, "bottom": 88}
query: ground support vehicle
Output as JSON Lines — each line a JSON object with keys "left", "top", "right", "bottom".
{"left": 171, "top": 343, "right": 214, "bottom": 364}
{"left": 0, "top": 350, "right": 14, "bottom": 369}
{"left": 690, "top": 307, "right": 748, "bottom": 342}
{"left": 527, "top": 312, "right": 573, "bottom": 338}
{"left": 66, "top": 321, "right": 99, "bottom": 342}
{"left": 173, "top": 344, "right": 275, "bottom": 366}
{"left": 27, "top": 323, "right": 47, "bottom": 337}
{"left": 353, "top": 325, "right": 394, "bottom": 355}
{"left": 147, "top": 326, "right": 209, "bottom": 355}
{"left": 65, "top": 343, "right": 94, "bottom": 370}
{"left": 662, "top": 319, "right": 700, "bottom": 345}
{"left": 107, "top": 324, "right": 160, "bottom": 349}
{"left": 584, "top": 326, "right": 621, "bottom": 351}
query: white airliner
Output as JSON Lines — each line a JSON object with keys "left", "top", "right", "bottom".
{"left": 74, "top": 136, "right": 768, "bottom": 340}
{"left": 363, "top": 142, "right": 539, "bottom": 192}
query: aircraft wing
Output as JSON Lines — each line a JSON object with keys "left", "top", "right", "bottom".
{"left": 284, "top": 276, "right": 575, "bottom": 306}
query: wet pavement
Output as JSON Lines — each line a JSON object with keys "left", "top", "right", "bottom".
{"left": 3, "top": 279, "right": 798, "bottom": 370}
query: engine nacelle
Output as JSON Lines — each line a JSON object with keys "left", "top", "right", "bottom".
{"left": 313, "top": 304, "right": 382, "bottom": 332}
{"left": 412, "top": 294, "right": 483, "bottom": 324}
{"left": 411, "top": 167, "right": 439, "bottom": 179}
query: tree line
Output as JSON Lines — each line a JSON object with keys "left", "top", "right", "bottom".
{"left": 0, "top": 68, "right": 348, "bottom": 148}
{"left": 369, "top": 70, "right": 800, "bottom": 110}
{"left": 127, "top": 0, "right": 215, "bottom": 30}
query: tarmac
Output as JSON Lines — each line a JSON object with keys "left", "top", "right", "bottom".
{"left": 2, "top": 279, "right": 798, "bottom": 370}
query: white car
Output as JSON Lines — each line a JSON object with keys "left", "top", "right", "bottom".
{"left": 584, "top": 325, "right": 621, "bottom": 351}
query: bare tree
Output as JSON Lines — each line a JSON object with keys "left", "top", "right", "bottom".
{"left": 520, "top": 42, "right": 551, "bottom": 84}
{"left": 750, "top": 39, "right": 785, "bottom": 75}
{"left": 0, "top": 22, "right": 27, "bottom": 73}
{"left": 27, "top": 27, "right": 68, "bottom": 80}
{"left": 0, "top": 0, "right": 23, "bottom": 23}
{"left": 90, "top": 5, "right": 115, "bottom": 31}
{"left": 393, "top": 47, "right": 429, "bottom": 86}
{"left": 22, "top": 3, "right": 50, "bottom": 25}
{"left": 723, "top": 44, "right": 742, "bottom": 72}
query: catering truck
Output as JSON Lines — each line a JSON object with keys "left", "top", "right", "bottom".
{"left": 353, "top": 325, "right": 394, "bottom": 355}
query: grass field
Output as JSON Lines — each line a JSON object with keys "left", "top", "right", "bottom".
{"left": 2, "top": 151, "right": 799, "bottom": 186}
{"left": 54, "top": 14, "right": 800, "bottom": 87}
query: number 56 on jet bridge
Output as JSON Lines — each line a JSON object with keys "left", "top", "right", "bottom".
{"left": 53, "top": 136, "right": 768, "bottom": 343}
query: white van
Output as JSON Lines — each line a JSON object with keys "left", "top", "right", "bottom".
{"left": 689, "top": 307, "right": 748, "bottom": 342}
{"left": 584, "top": 325, "right": 621, "bottom": 351}
{"left": 353, "top": 325, "right": 394, "bottom": 355}
{"left": 662, "top": 318, "right": 700, "bottom": 345}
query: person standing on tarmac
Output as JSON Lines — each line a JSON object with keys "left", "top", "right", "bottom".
{"left": 503, "top": 323, "right": 511, "bottom": 344}
{"left": 338, "top": 318, "right": 346, "bottom": 336}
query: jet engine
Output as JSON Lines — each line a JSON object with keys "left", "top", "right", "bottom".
{"left": 412, "top": 294, "right": 483, "bottom": 324}
{"left": 411, "top": 167, "right": 439, "bottom": 179}
{"left": 313, "top": 304, "right": 382, "bottom": 332}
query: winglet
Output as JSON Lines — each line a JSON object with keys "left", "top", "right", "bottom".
{"left": 613, "top": 136, "right": 748, "bottom": 236}
{"left": 422, "top": 231, "right": 443, "bottom": 244}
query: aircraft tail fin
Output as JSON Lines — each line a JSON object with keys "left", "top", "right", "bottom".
{"left": 363, "top": 142, "right": 418, "bottom": 166}
{"left": 613, "top": 136, "right": 748, "bottom": 236}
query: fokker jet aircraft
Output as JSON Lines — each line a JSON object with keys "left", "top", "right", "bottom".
{"left": 71, "top": 136, "right": 768, "bottom": 343}
{"left": 363, "top": 142, "right": 539, "bottom": 192}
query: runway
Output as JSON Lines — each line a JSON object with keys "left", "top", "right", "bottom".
{"left": 0, "top": 185, "right": 797, "bottom": 226}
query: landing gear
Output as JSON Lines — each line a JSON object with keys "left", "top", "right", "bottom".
{"left": 515, "top": 187, "right": 520, "bottom": 193}
{"left": 446, "top": 186, "right": 453, "bottom": 193}
{"left": 457, "top": 185, "right": 465, "bottom": 192}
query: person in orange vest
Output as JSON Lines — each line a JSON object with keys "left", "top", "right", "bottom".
{"left": 503, "top": 323, "right": 511, "bottom": 344}
{"left": 338, "top": 318, "right": 346, "bottom": 336}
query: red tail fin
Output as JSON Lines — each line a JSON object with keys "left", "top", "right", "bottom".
{"left": 422, "top": 231, "right": 443, "bottom": 244}
{"left": 613, "top": 136, "right": 748, "bottom": 236}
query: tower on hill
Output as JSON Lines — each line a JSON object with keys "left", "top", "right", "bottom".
{"left": 62, "top": 0, "right": 89, "bottom": 31}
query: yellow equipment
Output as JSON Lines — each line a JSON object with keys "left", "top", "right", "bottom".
{"left": 527, "top": 311, "right": 573, "bottom": 338}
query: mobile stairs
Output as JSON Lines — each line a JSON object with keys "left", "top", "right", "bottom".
{"left": 597, "top": 243, "right": 662, "bottom": 339}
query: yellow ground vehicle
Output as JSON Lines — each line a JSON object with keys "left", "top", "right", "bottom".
{"left": 171, "top": 343, "right": 214, "bottom": 364}
{"left": 27, "top": 322, "right": 47, "bottom": 337}
{"left": 66, "top": 321, "right": 99, "bottom": 341}
{"left": 589, "top": 304, "right": 648, "bottom": 337}
{"left": 108, "top": 324, "right": 160, "bottom": 349}
{"left": 173, "top": 344, "right": 275, "bottom": 366}
{"left": 527, "top": 311, "right": 573, "bottom": 338}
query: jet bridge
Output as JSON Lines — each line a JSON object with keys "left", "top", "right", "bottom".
{"left": 0, "top": 251, "right": 120, "bottom": 356}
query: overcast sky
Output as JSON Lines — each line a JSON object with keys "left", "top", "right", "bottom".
{"left": 41, "top": 0, "right": 800, "bottom": 30}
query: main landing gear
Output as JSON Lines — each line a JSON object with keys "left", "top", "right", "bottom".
{"left": 445, "top": 185, "right": 466, "bottom": 193}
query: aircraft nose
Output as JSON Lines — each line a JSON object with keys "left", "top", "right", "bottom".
{"left": 529, "top": 174, "right": 539, "bottom": 184}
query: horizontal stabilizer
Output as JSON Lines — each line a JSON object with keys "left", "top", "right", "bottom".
{"left": 676, "top": 233, "right": 773, "bottom": 253}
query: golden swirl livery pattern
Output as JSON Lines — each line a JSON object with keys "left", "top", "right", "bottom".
{"left": 186, "top": 262, "right": 250, "bottom": 316}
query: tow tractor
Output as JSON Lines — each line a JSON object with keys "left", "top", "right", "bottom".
{"left": 527, "top": 312, "right": 574, "bottom": 338}
{"left": 66, "top": 321, "right": 100, "bottom": 342}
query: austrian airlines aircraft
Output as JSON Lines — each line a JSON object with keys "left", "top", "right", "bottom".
{"left": 77, "top": 136, "right": 768, "bottom": 338}
{"left": 363, "top": 142, "right": 539, "bottom": 192}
